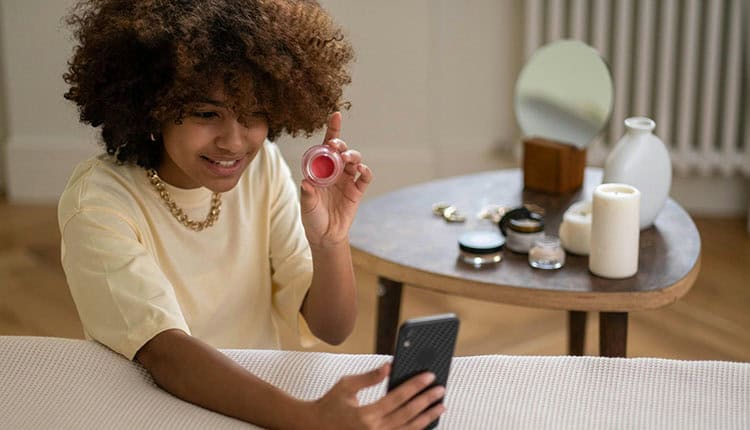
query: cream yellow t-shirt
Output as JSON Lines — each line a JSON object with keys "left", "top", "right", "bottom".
{"left": 58, "top": 141, "right": 313, "bottom": 360}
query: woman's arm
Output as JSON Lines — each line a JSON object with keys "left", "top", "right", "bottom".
{"left": 298, "top": 112, "right": 372, "bottom": 344}
{"left": 136, "top": 329, "right": 306, "bottom": 428}
{"left": 137, "top": 329, "right": 445, "bottom": 429}
{"left": 302, "top": 239, "right": 358, "bottom": 344}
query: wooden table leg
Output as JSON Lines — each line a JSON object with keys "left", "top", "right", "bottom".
{"left": 568, "top": 311, "right": 587, "bottom": 356}
{"left": 375, "top": 277, "right": 403, "bottom": 355}
{"left": 599, "top": 312, "right": 628, "bottom": 357}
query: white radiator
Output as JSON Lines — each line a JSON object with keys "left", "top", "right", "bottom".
{"left": 523, "top": 0, "right": 749, "bottom": 177}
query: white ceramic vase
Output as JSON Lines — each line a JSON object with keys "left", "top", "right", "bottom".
{"left": 602, "top": 117, "right": 672, "bottom": 229}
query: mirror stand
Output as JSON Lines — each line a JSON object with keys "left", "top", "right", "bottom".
{"left": 523, "top": 137, "right": 586, "bottom": 194}
{"left": 515, "top": 40, "right": 612, "bottom": 195}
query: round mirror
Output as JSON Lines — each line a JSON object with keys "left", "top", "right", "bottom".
{"left": 515, "top": 40, "right": 613, "bottom": 148}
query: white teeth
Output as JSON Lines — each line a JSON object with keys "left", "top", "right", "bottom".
{"left": 204, "top": 156, "right": 239, "bottom": 167}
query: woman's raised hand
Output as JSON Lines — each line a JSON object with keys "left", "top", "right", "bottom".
{"left": 299, "top": 112, "right": 372, "bottom": 248}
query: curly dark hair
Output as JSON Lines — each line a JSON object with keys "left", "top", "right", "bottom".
{"left": 63, "top": 0, "right": 354, "bottom": 168}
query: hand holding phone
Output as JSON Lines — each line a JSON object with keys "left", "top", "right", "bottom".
{"left": 388, "top": 313, "right": 460, "bottom": 429}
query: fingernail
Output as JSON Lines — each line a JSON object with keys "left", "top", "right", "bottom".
{"left": 424, "top": 373, "right": 436, "bottom": 384}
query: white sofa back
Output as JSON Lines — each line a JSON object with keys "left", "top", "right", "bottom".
{"left": 1, "top": 336, "right": 748, "bottom": 429}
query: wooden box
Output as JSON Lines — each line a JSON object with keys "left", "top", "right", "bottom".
{"left": 523, "top": 137, "right": 586, "bottom": 194}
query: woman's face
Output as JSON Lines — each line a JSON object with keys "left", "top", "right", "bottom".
{"left": 157, "top": 88, "right": 269, "bottom": 193}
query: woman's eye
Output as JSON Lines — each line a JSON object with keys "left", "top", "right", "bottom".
{"left": 192, "top": 111, "right": 218, "bottom": 119}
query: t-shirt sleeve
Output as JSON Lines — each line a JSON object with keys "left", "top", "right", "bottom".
{"left": 60, "top": 208, "right": 190, "bottom": 360}
{"left": 266, "top": 146, "right": 316, "bottom": 345}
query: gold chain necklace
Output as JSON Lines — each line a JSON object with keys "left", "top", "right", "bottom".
{"left": 147, "top": 169, "right": 222, "bottom": 231}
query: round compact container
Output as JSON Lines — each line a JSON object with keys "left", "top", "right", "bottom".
{"left": 301, "top": 145, "right": 344, "bottom": 187}
{"left": 458, "top": 230, "right": 505, "bottom": 268}
{"left": 505, "top": 217, "right": 545, "bottom": 254}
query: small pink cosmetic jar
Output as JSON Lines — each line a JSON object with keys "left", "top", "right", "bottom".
{"left": 301, "top": 145, "right": 343, "bottom": 187}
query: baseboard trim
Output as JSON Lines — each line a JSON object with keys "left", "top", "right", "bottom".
{"left": 670, "top": 174, "right": 749, "bottom": 217}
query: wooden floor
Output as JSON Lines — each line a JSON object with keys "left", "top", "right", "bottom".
{"left": 1, "top": 200, "right": 749, "bottom": 361}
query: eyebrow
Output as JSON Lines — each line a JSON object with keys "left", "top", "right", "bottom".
{"left": 194, "top": 98, "right": 226, "bottom": 107}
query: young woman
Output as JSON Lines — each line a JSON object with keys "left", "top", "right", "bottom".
{"left": 58, "top": 0, "right": 445, "bottom": 428}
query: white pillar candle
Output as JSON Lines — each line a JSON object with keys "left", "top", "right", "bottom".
{"left": 589, "top": 183, "right": 641, "bottom": 279}
{"left": 558, "top": 200, "right": 592, "bottom": 255}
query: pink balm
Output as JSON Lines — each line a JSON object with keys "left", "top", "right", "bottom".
{"left": 301, "top": 144, "right": 343, "bottom": 187}
{"left": 311, "top": 155, "right": 335, "bottom": 178}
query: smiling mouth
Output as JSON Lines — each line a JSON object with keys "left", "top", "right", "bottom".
{"left": 201, "top": 155, "right": 243, "bottom": 167}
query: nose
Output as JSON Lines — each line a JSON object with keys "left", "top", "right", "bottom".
{"left": 215, "top": 119, "right": 248, "bottom": 153}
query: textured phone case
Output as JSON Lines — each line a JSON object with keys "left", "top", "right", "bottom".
{"left": 388, "top": 314, "right": 459, "bottom": 429}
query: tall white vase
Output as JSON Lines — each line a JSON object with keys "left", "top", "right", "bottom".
{"left": 602, "top": 117, "right": 672, "bottom": 229}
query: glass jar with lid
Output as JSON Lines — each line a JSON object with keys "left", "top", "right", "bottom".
{"left": 505, "top": 217, "right": 545, "bottom": 253}
{"left": 529, "top": 235, "right": 565, "bottom": 269}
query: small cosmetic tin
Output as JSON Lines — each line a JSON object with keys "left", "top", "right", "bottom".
{"left": 458, "top": 230, "right": 505, "bottom": 268}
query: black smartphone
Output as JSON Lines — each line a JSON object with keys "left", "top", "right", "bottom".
{"left": 387, "top": 313, "right": 460, "bottom": 429}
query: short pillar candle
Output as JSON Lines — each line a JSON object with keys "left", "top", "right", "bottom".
{"left": 558, "top": 200, "right": 592, "bottom": 256}
{"left": 589, "top": 183, "right": 641, "bottom": 279}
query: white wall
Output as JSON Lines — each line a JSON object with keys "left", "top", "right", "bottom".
{"left": 277, "top": 0, "right": 524, "bottom": 197}
{"left": 0, "top": 0, "right": 98, "bottom": 202}
{"left": 0, "top": 0, "right": 746, "bottom": 218}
